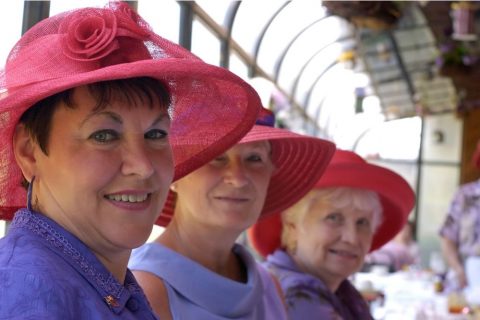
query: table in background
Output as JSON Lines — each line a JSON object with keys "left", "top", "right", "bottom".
{"left": 354, "top": 270, "right": 478, "bottom": 320}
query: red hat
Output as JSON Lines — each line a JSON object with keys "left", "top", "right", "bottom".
{"left": 0, "top": 2, "right": 261, "bottom": 220}
{"left": 156, "top": 108, "right": 336, "bottom": 226}
{"left": 247, "top": 149, "right": 416, "bottom": 257}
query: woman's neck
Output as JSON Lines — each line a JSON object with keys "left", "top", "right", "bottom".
{"left": 91, "top": 249, "right": 130, "bottom": 284}
{"left": 156, "top": 220, "right": 246, "bottom": 282}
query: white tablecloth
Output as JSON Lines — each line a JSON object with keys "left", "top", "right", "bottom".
{"left": 353, "top": 271, "right": 472, "bottom": 320}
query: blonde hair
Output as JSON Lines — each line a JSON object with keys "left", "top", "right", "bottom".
{"left": 281, "top": 187, "right": 383, "bottom": 252}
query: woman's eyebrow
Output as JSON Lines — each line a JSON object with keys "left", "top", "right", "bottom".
{"left": 80, "top": 110, "right": 123, "bottom": 127}
{"left": 80, "top": 111, "right": 169, "bottom": 128}
{"left": 151, "top": 113, "right": 170, "bottom": 126}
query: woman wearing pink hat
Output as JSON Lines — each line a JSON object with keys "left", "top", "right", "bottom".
{"left": 129, "top": 108, "right": 335, "bottom": 319}
{"left": 0, "top": 2, "right": 261, "bottom": 319}
{"left": 248, "top": 149, "right": 415, "bottom": 320}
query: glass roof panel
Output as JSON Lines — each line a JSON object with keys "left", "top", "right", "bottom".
{"left": 50, "top": 0, "right": 107, "bottom": 15}
{"left": 195, "top": 0, "right": 233, "bottom": 26}
{"left": 294, "top": 39, "right": 356, "bottom": 106}
{"left": 276, "top": 17, "right": 354, "bottom": 92}
{"left": 304, "top": 63, "right": 353, "bottom": 116}
{"left": 229, "top": 52, "right": 249, "bottom": 81}
{"left": 354, "top": 117, "right": 421, "bottom": 160}
{"left": 191, "top": 18, "right": 221, "bottom": 66}
{"left": 0, "top": 1, "right": 23, "bottom": 65}
{"left": 231, "top": 1, "right": 287, "bottom": 55}
{"left": 138, "top": 0, "right": 180, "bottom": 44}
{"left": 254, "top": 1, "right": 328, "bottom": 76}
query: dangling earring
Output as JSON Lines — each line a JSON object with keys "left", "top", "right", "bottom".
{"left": 170, "top": 183, "right": 177, "bottom": 193}
{"left": 27, "top": 176, "right": 35, "bottom": 211}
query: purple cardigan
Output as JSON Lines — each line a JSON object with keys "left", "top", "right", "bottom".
{"left": 264, "top": 249, "right": 373, "bottom": 320}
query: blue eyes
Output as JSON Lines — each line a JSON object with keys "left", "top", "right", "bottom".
{"left": 91, "top": 130, "right": 117, "bottom": 143}
{"left": 90, "top": 129, "right": 168, "bottom": 143}
{"left": 326, "top": 213, "right": 342, "bottom": 223}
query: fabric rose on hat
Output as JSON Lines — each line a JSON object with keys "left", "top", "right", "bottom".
{"left": 59, "top": 4, "right": 150, "bottom": 63}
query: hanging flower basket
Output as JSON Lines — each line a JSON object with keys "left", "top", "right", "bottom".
{"left": 436, "top": 40, "right": 479, "bottom": 76}
{"left": 322, "top": 1, "right": 404, "bottom": 30}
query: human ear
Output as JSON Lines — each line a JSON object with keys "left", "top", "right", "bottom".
{"left": 284, "top": 221, "right": 298, "bottom": 253}
{"left": 13, "top": 123, "right": 37, "bottom": 183}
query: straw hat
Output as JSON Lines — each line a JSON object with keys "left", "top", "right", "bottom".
{"left": 247, "top": 149, "right": 416, "bottom": 257}
{"left": 0, "top": 2, "right": 261, "bottom": 220}
{"left": 157, "top": 108, "right": 336, "bottom": 226}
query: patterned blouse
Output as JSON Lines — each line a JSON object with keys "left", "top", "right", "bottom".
{"left": 440, "top": 179, "right": 480, "bottom": 259}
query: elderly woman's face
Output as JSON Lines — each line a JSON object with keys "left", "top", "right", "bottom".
{"left": 293, "top": 199, "right": 375, "bottom": 290}
{"left": 172, "top": 141, "right": 274, "bottom": 233}
{"left": 18, "top": 86, "right": 174, "bottom": 254}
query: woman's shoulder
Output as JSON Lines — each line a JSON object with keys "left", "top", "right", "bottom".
{"left": 0, "top": 266, "right": 88, "bottom": 319}
{"left": 0, "top": 227, "right": 69, "bottom": 276}
{"left": 264, "top": 251, "right": 326, "bottom": 294}
{"left": 284, "top": 283, "right": 343, "bottom": 320}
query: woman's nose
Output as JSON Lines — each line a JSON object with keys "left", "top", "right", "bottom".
{"left": 223, "top": 163, "right": 249, "bottom": 188}
{"left": 121, "top": 141, "right": 155, "bottom": 178}
{"left": 341, "top": 224, "right": 359, "bottom": 244}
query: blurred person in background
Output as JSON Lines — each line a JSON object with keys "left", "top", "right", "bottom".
{"left": 364, "top": 220, "right": 420, "bottom": 272}
{"left": 440, "top": 141, "right": 480, "bottom": 292}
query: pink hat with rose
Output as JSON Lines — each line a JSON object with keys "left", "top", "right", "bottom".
{"left": 0, "top": 1, "right": 261, "bottom": 220}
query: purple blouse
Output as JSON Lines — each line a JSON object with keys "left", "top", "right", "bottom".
{"left": 0, "top": 209, "right": 158, "bottom": 319}
{"left": 439, "top": 179, "right": 480, "bottom": 259}
{"left": 264, "top": 249, "right": 373, "bottom": 320}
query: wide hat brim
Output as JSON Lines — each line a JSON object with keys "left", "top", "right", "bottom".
{"left": 0, "top": 56, "right": 259, "bottom": 221}
{"left": 247, "top": 150, "right": 416, "bottom": 257}
{"left": 156, "top": 125, "right": 336, "bottom": 226}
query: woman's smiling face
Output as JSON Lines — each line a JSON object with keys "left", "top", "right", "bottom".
{"left": 289, "top": 189, "right": 378, "bottom": 291}
{"left": 173, "top": 141, "right": 275, "bottom": 233}
{"left": 17, "top": 84, "right": 174, "bottom": 257}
